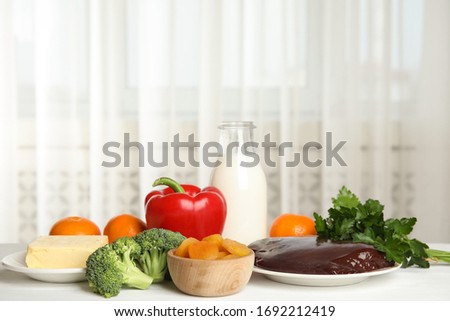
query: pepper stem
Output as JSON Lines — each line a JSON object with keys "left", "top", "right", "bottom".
{"left": 152, "top": 177, "right": 185, "bottom": 193}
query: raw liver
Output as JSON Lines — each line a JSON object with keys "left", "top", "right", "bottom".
{"left": 249, "top": 236, "right": 394, "bottom": 275}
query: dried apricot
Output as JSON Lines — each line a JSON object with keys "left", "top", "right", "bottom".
{"left": 202, "top": 234, "right": 224, "bottom": 250}
{"left": 175, "top": 234, "right": 252, "bottom": 260}
{"left": 217, "top": 251, "right": 229, "bottom": 259}
{"left": 175, "top": 237, "right": 199, "bottom": 258}
{"left": 222, "top": 239, "right": 252, "bottom": 257}
{"left": 188, "top": 241, "right": 219, "bottom": 260}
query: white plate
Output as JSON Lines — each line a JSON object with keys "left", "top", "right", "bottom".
{"left": 1, "top": 251, "right": 86, "bottom": 283}
{"left": 253, "top": 264, "right": 401, "bottom": 287}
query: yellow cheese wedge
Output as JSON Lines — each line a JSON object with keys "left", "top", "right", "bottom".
{"left": 25, "top": 235, "right": 108, "bottom": 269}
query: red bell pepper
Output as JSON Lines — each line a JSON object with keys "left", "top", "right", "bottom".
{"left": 144, "top": 177, "right": 227, "bottom": 240}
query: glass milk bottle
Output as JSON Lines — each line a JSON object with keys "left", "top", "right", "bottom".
{"left": 210, "top": 121, "right": 268, "bottom": 245}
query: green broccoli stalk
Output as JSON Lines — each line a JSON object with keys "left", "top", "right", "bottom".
{"left": 85, "top": 237, "right": 153, "bottom": 298}
{"left": 111, "top": 237, "right": 154, "bottom": 288}
{"left": 133, "top": 228, "right": 186, "bottom": 283}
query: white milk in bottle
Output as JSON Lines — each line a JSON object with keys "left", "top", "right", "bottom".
{"left": 210, "top": 121, "right": 268, "bottom": 245}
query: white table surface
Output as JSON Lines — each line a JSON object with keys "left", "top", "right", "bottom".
{"left": 1, "top": 243, "right": 449, "bottom": 301}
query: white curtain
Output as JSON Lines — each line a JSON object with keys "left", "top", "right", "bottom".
{"left": 0, "top": 0, "right": 449, "bottom": 244}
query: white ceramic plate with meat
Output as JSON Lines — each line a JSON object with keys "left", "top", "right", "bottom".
{"left": 253, "top": 263, "right": 401, "bottom": 287}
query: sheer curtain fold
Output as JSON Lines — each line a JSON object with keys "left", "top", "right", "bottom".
{"left": 413, "top": 0, "right": 450, "bottom": 240}
{"left": 34, "top": 0, "right": 58, "bottom": 234}
{"left": 90, "top": 0, "right": 128, "bottom": 227}
{"left": 89, "top": 0, "right": 105, "bottom": 227}
{"left": 33, "top": 0, "right": 91, "bottom": 233}
{"left": 320, "top": 0, "right": 395, "bottom": 216}
{"left": 0, "top": 0, "right": 17, "bottom": 242}
{"left": 136, "top": 0, "right": 177, "bottom": 217}
{"left": 197, "top": 0, "right": 222, "bottom": 187}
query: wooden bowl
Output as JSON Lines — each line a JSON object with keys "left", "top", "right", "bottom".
{"left": 167, "top": 249, "right": 255, "bottom": 297}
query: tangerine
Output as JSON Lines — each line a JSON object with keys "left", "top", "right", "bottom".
{"left": 49, "top": 216, "right": 101, "bottom": 236}
{"left": 269, "top": 213, "right": 317, "bottom": 237}
{"left": 103, "top": 213, "right": 147, "bottom": 243}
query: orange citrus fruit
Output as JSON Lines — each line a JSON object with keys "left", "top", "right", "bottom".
{"left": 49, "top": 216, "right": 101, "bottom": 236}
{"left": 103, "top": 213, "right": 147, "bottom": 243}
{"left": 269, "top": 213, "right": 317, "bottom": 237}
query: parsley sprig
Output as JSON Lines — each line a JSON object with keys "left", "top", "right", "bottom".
{"left": 313, "top": 186, "right": 450, "bottom": 268}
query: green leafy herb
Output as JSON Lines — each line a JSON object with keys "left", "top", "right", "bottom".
{"left": 313, "top": 186, "right": 450, "bottom": 268}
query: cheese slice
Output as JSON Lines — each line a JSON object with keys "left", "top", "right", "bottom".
{"left": 25, "top": 235, "right": 108, "bottom": 269}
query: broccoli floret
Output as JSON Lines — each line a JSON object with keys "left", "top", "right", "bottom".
{"left": 133, "top": 228, "right": 186, "bottom": 283}
{"left": 85, "top": 237, "right": 153, "bottom": 298}
{"left": 85, "top": 245, "right": 123, "bottom": 298}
